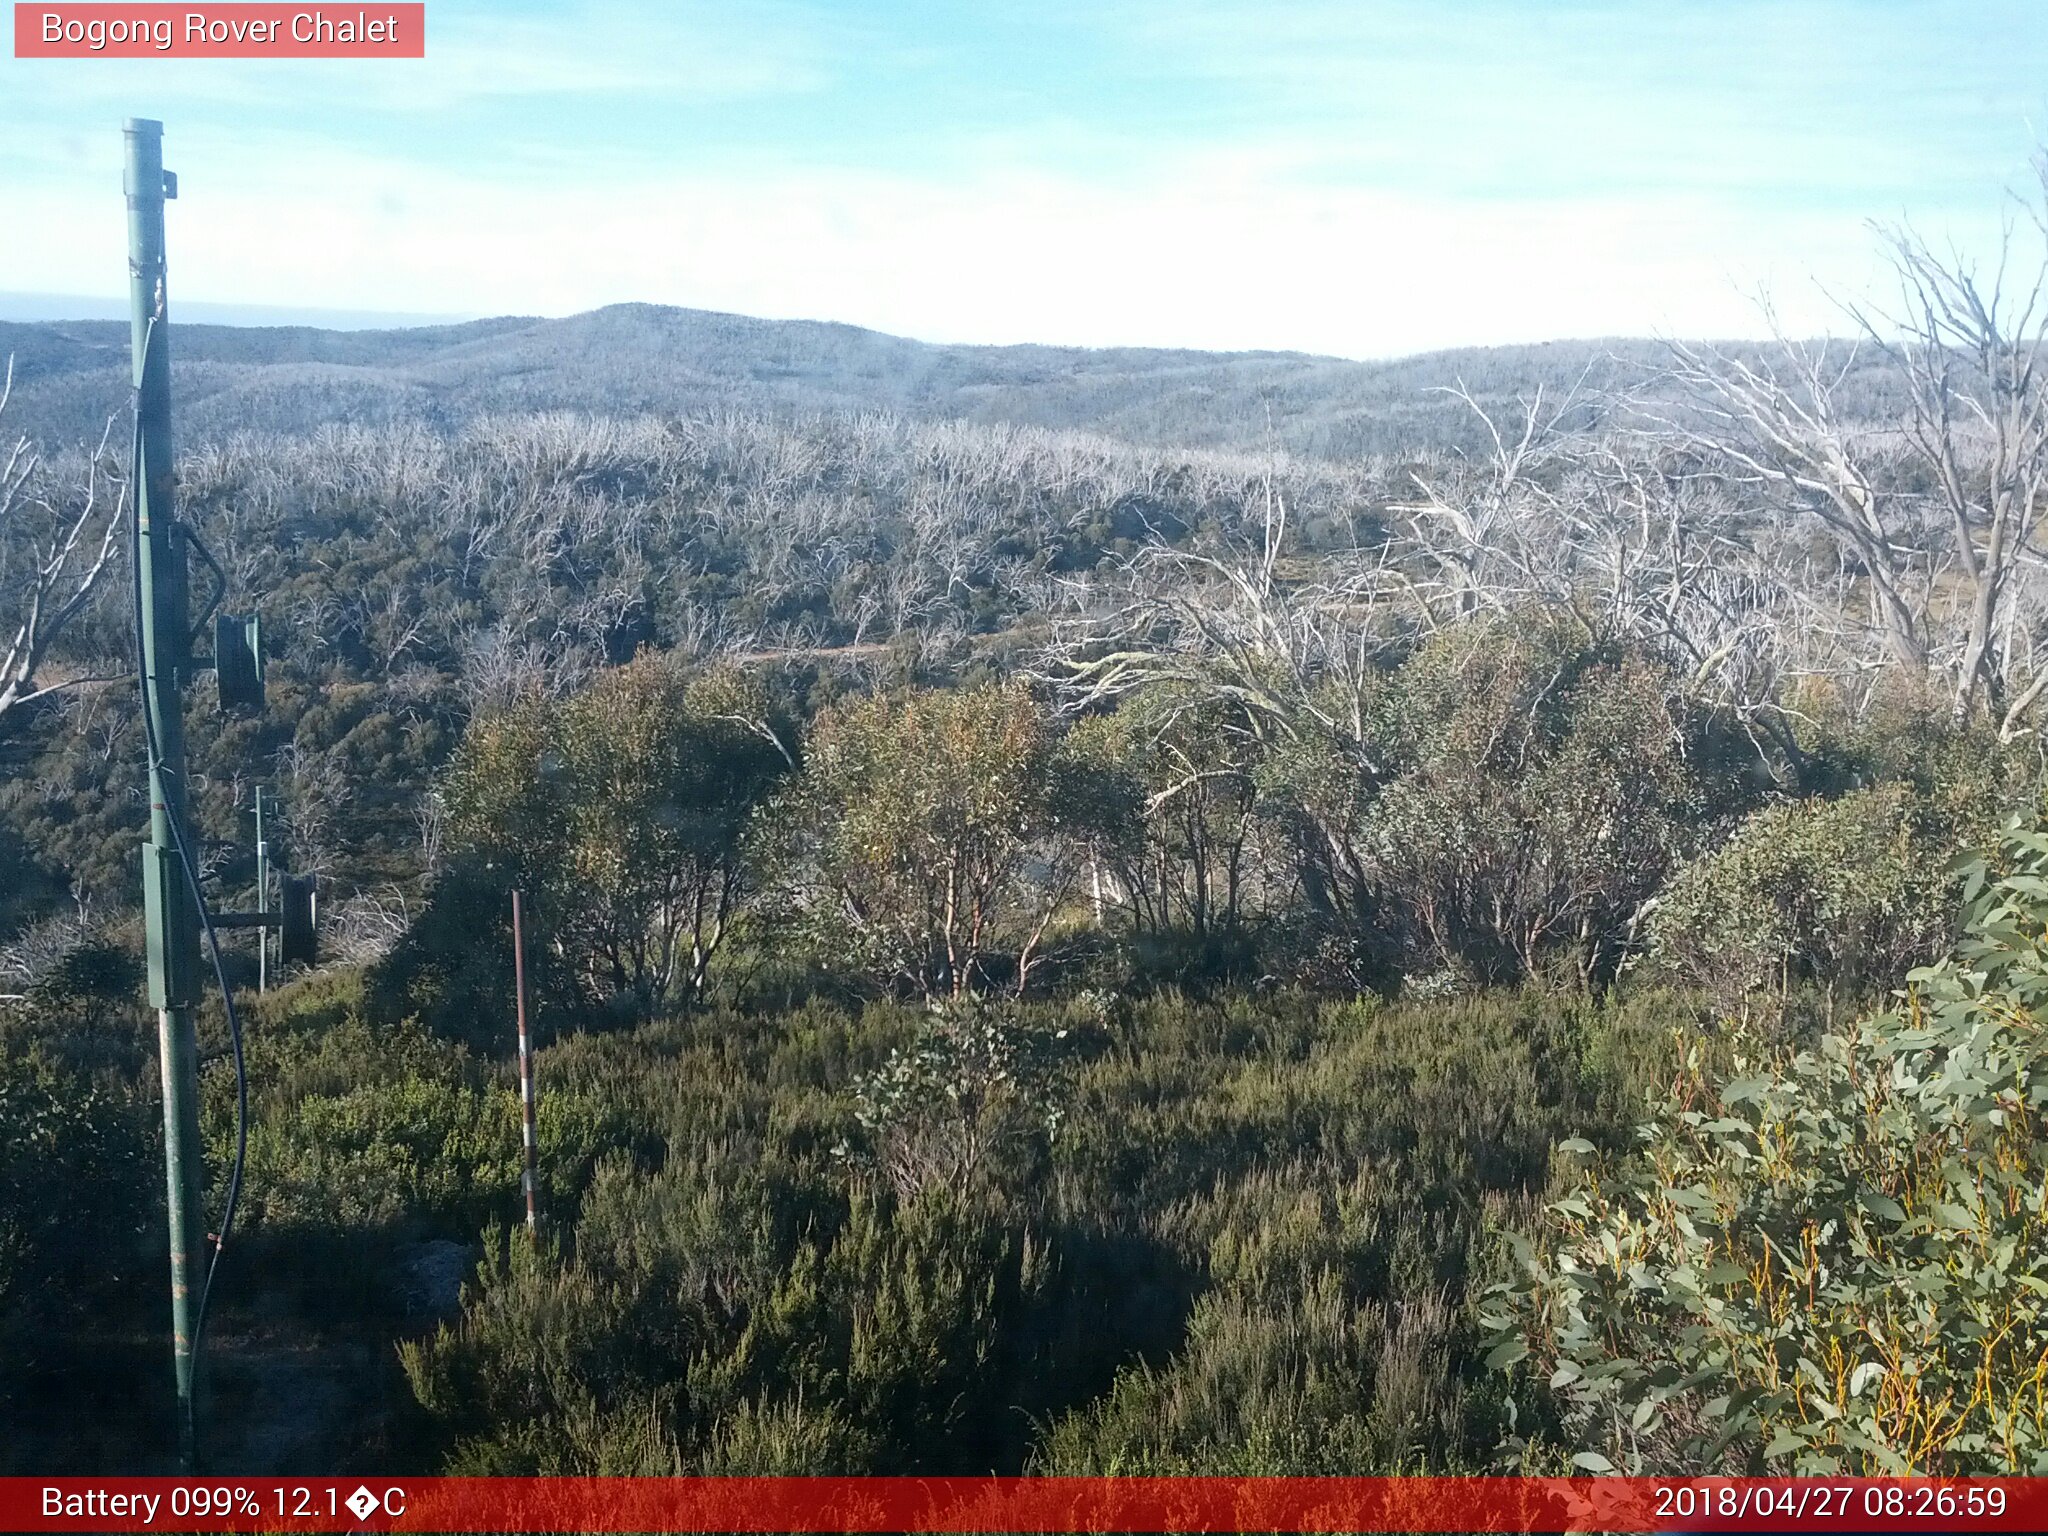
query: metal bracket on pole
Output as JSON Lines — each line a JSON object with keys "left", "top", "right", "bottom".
{"left": 215, "top": 791, "right": 314, "bottom": 963}
{"left": 215, "top": 611, "right": 265, "bottom": 713}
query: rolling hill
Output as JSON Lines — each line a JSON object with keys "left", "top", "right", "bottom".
{"left": 0, "top": 303, "right": 1687, "bottom": 460}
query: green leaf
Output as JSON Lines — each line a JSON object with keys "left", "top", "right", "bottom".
{"left": 1570, "top": 1451, "right": 1616, "bottom": 1474}
{"left": 1484, "top": 1338, "right": 1529, "bottom": 1370}
{"left": 1856, "top": 1191, "right": 1906, "bottom": 1222}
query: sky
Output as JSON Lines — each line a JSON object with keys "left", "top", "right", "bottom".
{"left": 4, "top": 0, "right": 2047, "bottom": 357}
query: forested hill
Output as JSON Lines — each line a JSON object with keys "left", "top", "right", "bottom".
{"left": 0, "top": 303, "right": 1678, "bottom": 458}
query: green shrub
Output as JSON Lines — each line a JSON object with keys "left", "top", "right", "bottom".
{"left": 1647, "top": 782, "right": 1964, "bottom": 1017}
{"left": 1487, "top": 820, "right": 2048, "bottom": 1473}
{"left": 389, "top": 985, "right": 1674, "bottom": 1477}
{"left": 1035, "top": 1276, "right": 1466, "bottom": 1474}
{"left": 401, "top": 1186, "right": 1056, "bottom": 1475}
{"left": 1792, "top": 672, "right": 2032, "bottom": 820}
{"left": 838, "top": 1000, "right": 1071, "bottom": 1201}
{"left": 760, "top": 684, "right": 1120, "bottom": 996}
{"left": 0, "top": 1024, "right": 159, "bottom": 1448}
{"left": 432, "top": 656, "right": 790, "bottom": 1025}
{"left": 1064, "top": 687, "right": 1263, "bottom": 938}
{"left": 1260, "top": 617, "right": 1752, "bottom": 987}
{"left": 0, "top": 1043, "right": 155, "bottom": 1317}
{"left": 202, "top": 968, "right": 632, "bottom": 1237}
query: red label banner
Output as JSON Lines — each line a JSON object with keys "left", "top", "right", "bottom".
{"left": 13, "top": 4, "right": 424, "bottom": 57}
{"left": 1, "top": 1476, "right": 2043, "bottom": 1533}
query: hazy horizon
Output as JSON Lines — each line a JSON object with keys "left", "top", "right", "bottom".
{"left": 0, "top": 289, "right": 1921, "bottom": 366}
{"left": 0, "top": 289, "right": 473, "bottom": 331}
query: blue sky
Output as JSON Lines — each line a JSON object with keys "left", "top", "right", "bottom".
{"left": 5, "top": 0, "right": 2047, "bottom": 356}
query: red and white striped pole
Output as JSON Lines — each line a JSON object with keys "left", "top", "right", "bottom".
{"left": 511, "top": 888, "right": 538, "bottom": 1238}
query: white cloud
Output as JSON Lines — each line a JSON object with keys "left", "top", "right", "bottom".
{"left": 10, "top": 0, "right": 2037, "bottom": 360}
{"left": 9, "top": 142, "right": 1987, "bottom": 357}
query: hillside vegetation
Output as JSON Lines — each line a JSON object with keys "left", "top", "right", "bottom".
{"left": 0, "top": 303, "right": 1908, "bottom": 461}
{"left": 7, "top": 186, "right": 2048, "bottom": 1476}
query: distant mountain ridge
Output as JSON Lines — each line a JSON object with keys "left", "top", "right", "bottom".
{"left": 0, "top": 301, "right": 1834, "bottom": 459}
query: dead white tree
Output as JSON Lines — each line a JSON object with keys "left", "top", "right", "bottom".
{"left": 0, "top": 358, "right": 128, "bottom": 734}
{"left": 1653, "top": 325, "right": 1934, "bottom": 681}
{"left": 1389, "top": 379, "right": 1588, "bottom": 625}
{"left": 1388, "top": 381, "right": 1810, "bottom": 735}
{"left": 1041, "top": 462, "right": 1404, "bottom": 750}
{"left": 1858, "top": 189, "right": 2048, "bottom": 734}
{"left": 1656, "top": 167, "right": 2048, "bottom": 737}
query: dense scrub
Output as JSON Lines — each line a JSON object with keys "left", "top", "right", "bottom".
{"left": 1, "top": 949, "right": 1696, "bottom": 1473}
{"left": 5, "top": 587, "right": 2038, "bottom": 1473}
{"left": 9, "top": 260, "right": 2048, "bottom": 1476}
{"left": 0, "top": 408, "right": 1390, "bottom": 933}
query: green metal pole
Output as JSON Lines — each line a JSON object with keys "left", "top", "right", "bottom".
{"left": 125, "top": 117, "right": 206, "bottom": 1473}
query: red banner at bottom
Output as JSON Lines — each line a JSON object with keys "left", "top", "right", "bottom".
{"left": 3, "top": 1475, "right": 2041, "bottom": 1532}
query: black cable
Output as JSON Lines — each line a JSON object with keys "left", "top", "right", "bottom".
{"left": 130, "top": 318, "right": 249, "bottom": 1400}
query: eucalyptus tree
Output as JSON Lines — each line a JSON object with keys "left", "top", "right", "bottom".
{"left": 442, "top": 654, "right": 791, "bottom": 1015}
{"left": 761, "top": 682, "right": 1128, "bottom": 997}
